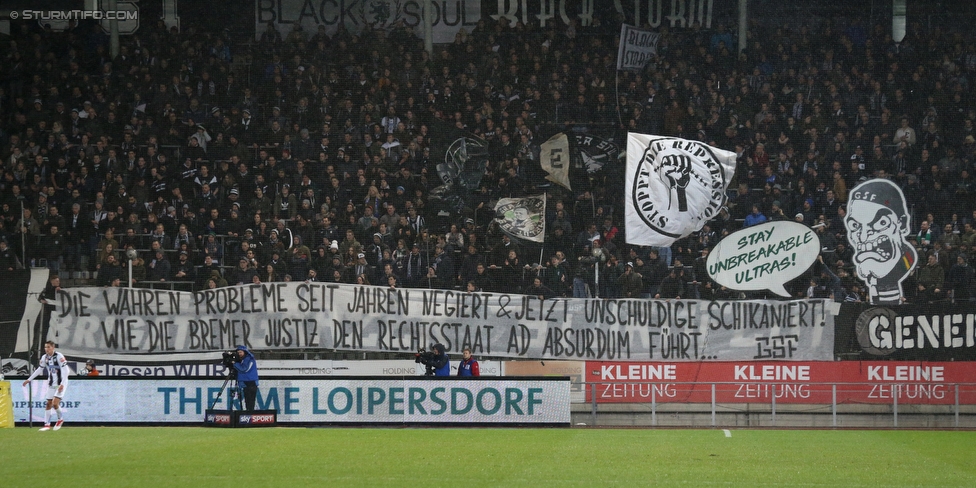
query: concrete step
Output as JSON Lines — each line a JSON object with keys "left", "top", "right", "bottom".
{"left": 61, "top": 278, "right": 97, "bottom": 287}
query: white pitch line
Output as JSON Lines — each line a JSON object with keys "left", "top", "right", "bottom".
{"left": 723, "top": 429, "right": 731, "bottom": 437}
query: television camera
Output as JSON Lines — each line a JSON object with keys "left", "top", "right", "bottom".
{"left": 414, "top": 348, "right": 437, "bottom": 376}
{"left": 208, "top": 350, "right": 241, "bottom": 411}
{"left": 221, "top": 350, "right": 240, "bottom": 378}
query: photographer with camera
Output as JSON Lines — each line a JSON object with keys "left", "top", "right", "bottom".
{"left": 415, "top": 343, "right": 451, "bottom": 376}
{"left": 229, "top": 345, "right": 259, "bottom": 411}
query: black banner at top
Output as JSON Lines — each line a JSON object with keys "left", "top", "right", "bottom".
{"left": 835, "top": 302, "right": 976, "bottom": 361}
{"left": 0, "top": 269, "right": 33, "bottom": 358}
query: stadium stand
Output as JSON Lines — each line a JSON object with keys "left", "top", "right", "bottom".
{"left": 1, "top": 5, "right": 974, "bottom": 305}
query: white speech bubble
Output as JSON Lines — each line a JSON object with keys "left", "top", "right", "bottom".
{"left": 706, "top": 221, "right": 821, "bottom": 297}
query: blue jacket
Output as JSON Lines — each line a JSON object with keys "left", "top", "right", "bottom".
{"left": 430, "top": 344, "right": 451, "bottom": 377}
{"left": 232, "top": 345, "right": 259, "bottom": 384}
{"left": 457, "top": 357, "right": 479, "bottom": 377}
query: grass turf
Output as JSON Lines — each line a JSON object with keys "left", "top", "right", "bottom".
{"left": 2, "top": 427, "right": 975, "bottom": 487}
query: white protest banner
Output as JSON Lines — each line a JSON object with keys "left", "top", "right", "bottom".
{"left": 706, "top": 221, "right": 821, "bottom": 297}
{"left": 14, "top": 377, "right": 570, "bottom": 424}
{"left": 50, "top": 283, "right": 836, "bottom": 362}
{"left": 617, "top": 24, "right": 659, "bottom": 71}
{"left": 540, "top": 133, "right": 571, "bottom": 190}
{"left": 255, "top": 0, "right": 481, "bottom": 43}
{"left": 625, "top": 133, "right": 736, "bottom": 247}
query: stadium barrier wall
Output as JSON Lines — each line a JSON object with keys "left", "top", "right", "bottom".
{"left": 12, "top": 376, "right": 570, "bottom": 426}
{"left": 585, "top": 360, "right": 976, "bottom": 405}
{"left": 575, "top": 360, "right": 976, "bottom": 428}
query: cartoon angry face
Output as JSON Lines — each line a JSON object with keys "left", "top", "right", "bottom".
{"left": 845, "top": 200, "right": 908, "bottom": 280}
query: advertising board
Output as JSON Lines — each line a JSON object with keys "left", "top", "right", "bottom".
{"left": 14, "top": 377, "right": 570, "bottom": 425}
{"left": 585, "top": 361, "right": 976, "bottom": 405}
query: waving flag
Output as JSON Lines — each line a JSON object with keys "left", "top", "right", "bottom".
{"left": 625, "top": 133, "right": 736, "bottom": 247}
{"left": 573, "top": 133, "right": 620, "bottom": 174}
{"left": 540, "top": 133, "right": 571, "bottom": 190}
{"left": 430, "top": 120, "right": 489, "bottom": 191}
{"left": 617, "top": 24, "right": 660, "bottom": 71}
{"left": 1, "top": 268, "right": 49, "bottom": 375}
{"left": 495, "top": 195, "right": 547, "bottom": 243}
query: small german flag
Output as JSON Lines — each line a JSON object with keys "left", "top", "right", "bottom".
{"left": 901, "top": 251, "right": 915, "bottom": 271}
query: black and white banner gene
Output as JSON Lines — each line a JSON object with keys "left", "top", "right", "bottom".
{"left": 625, "top": 133, "right": 736, "bottom": 247}
{"left": 49, "top": 283, "right": 837, "bottom": 362}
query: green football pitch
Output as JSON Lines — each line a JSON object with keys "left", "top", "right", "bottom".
{"left": 2, "top": 427, "right": 975, "bottom": 486}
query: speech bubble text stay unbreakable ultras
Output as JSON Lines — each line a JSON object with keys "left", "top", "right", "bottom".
{"left": 706, "top": 221, "right": 821, "bottom": 297}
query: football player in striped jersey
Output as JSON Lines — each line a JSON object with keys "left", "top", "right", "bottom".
{"left": 23, "top": 341, "right": 71, "bottom": 431}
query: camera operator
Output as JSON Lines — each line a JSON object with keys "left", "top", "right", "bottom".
{"left": 231, "top": 345, "right": 259, "bottom": 410}
{"left": 429, "top": 343, "right": 451, "bottom": 376}
{"left": 414, "top": 343, "right": 451, "bottom": 376}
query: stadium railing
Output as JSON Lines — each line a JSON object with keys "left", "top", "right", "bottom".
{"left": 579, "top": 381, "right": 976, "bottom": 429}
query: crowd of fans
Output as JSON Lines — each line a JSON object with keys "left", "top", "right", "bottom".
{"left": 1, "top": 12, "right": 975, "bottom": 304}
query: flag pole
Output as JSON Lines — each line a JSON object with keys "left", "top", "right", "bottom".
{"left": 26, "top": 317, "right": 32, "bottom": 428}
{"left": 20, "top": 200, "right": 26, "bottom": 267}
{"left": 539, "top": 192, "right": 547, "bottom": 266}
{"left": 594, "top": 257, "right": 599, "bottom": 299}
{"left": 615, "top": 24, "right": 624, "bottom": 129}
{"left": 615, "top": 69, "right": 623, "bottom": 128}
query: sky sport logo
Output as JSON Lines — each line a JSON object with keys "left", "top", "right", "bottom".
{"left": 238, "top": 414, "right": 275, "bottom": 424}
{"left": 206, "top": 413, "right": 231, "bottom": 425}
{"left": 9, "top": 10, "right": 139, "bottom": 20}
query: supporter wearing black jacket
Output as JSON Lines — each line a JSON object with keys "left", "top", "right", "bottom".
{"left": 96, "top": 254, "right": 122, "bottom": 286}
{"left": 0, "top": 240, "right": 23, "bottom": 270}
{"left": 147, "top": 250, "right": 172, "bottom": 281}
{"left": 172, "top": 252, "right": 197, "bottom": 283}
